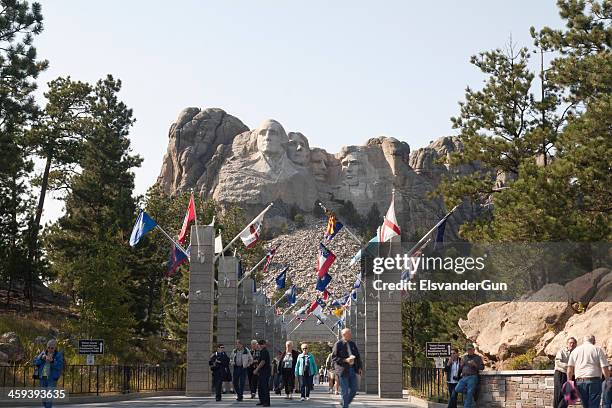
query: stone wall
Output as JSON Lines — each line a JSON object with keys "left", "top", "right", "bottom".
{"left": 476, "top": 370, "right": 573, "bottom": 408}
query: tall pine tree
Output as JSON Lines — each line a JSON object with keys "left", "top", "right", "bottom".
{"left": 46, "top": 75, "right": 141, "bottom": 359}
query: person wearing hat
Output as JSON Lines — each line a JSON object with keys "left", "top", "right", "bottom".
{"left": 446, "top": 343, "right": 483, "bottom": 408}
{"left": 253, "top": 339, "right": 271, "bottom": 407}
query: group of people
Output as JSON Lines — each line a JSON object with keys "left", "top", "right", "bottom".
{"left": 553, "top": 335, "right": 611, "bottom": 408}
{"left": 444, "top": 335, "right": 611, "bottom": 408}
{"left": 209, "top": 328, "right": 362, "bottom": 407}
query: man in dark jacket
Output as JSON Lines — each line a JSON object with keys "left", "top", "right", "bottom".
{"left": 209, "top": 344, "right": 230, "bottom": 401}
{"left": 253, "top": 339, "right": 271, "bottom": 407}
{"left": 447, "top": 344, "right": 484, "bottom": 408}
{"left": 332, "top": 328, "right": 362, "bottom": 408}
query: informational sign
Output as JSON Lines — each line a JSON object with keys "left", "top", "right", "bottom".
{"left": 426, "top": 342, "right": 452, "bottom": 358}
{"left": 78, "top": 339, "right": 104, "bottom": 355}
{"left": 86, "top": 354, "right": 95, "bottom": 366}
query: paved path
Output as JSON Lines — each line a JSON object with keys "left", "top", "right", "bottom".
{"left": 60, "top": 387, "right": 417, "bottom": 407}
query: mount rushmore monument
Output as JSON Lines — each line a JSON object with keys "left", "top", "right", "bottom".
{"left": 157, "top": 107, "right": 480, "bottom": 237}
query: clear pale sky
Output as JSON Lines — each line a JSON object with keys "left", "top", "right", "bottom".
{"left": 35, "top": 1, "right": 563, "bottom": 223}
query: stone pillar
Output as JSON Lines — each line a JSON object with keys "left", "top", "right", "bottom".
{"left": 238, "top": 277, "right": 254, "bottom": 342}
{"left": 364, "top": 284, "right": 379, "bottom": 394}
{"left": 253, "top": 293, "right": 266, "bottom": 340}
{"left": 186, "top": 225, "right": 215, "bottom": 396}
{"left": 377, "top": 238, "right": 403, "bottom": 398}
{"left": 217, "top": 256, "right": 238, "bottom": 350}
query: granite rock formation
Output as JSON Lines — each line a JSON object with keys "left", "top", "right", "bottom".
{"left": 158, "top": 107, "right": 479, "bottom": 237}
{"left": 460, "top": 269, "right": 612, "bottom": 366}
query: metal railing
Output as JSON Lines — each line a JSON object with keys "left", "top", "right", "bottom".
{"left": 0, "top": 365, "right": 185, "bottom": 395}
{"left": 404, "top": 367, "right": 460, "bottom": 403}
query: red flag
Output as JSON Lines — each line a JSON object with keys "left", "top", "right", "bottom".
{"left": 178, "top": 194, "right": 196, "bottom": 245}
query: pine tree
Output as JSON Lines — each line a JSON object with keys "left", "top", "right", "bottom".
{"left": 25, "top": 77, "right": 91, "bottom": 308}
{"left": 46, "top": 75, "right": 141, "bottom": 358}
{"left": 0, "top": 0, "right": 48, "bottom": 306}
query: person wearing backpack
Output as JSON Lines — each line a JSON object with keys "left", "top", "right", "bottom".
{"left": 295, "top": 343, "right": 318, "bottom": 401}
{"left": 230, "top": 340, "right": 253, "bottom": 401}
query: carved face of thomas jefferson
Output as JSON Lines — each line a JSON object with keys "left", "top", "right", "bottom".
{"left": 287, "top": 132, "right": 310, "bottom": 166}
{"left": 256, "top": 119, "right": 288, "bottom": 162}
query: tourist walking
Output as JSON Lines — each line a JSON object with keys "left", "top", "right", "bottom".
{"left": 253, "top": 339, "right": 271, "bottom": 407}
{"left": 230, "top": 340, "right": 253, "bottom": 401}
{"left": 209, "top": 344, "right": 231, "bottom": 402}
{"left": 444, "top": 348, "right": 462, "bottom": 408}
{"left": 446, "top": 344, "right": 483, "bottom": 408}
{"left": 325, "top": 351, "right": 339, "bottom": 395}
{"left": 248, "top": 339, "right": 260, "bottom": 399}
{"left": 273, "top": 350, "right": 283, "bottom": 394}
{"left": 281, "top": 340, "right": 299, "bottom": 399}
{"left": 553, "top": 337, "right": 577, "bottom": 408}
{"left": 567, "top": 335, "right": 611, "bottom": 408}
{"left": 295, "top": 343, "right": 318, "bottom": 401}
{"left": 332, "top": 328, "right": 362, "bottom": 408}
{"left": 33, "top": 339, "right": 64, "bottom": 408}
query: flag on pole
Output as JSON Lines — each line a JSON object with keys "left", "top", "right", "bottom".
{"left": 239, "top": 212, "right": 265, "bottom": 249}
{"left": 308, "top": 298, "right": 325, "bottom": 319}
{"left": 295, "top": 304, "right": 309, "bottom": 315}
{"left": 378, "top": 192, "right": 401, "bottom": 242}
{"left": 316, "top": 273, "right": 332, "bottom": 292}
{"left": 434, "top": 218, "right": 447, "bottom": 250}
{"left": 285, "top": 284, "right": 297, "bottom": 304}
{"left": 178, "top": 194, "right": 196, "bottom": 245}
{"left": 316, "top": 243, "right": 336, "bottom": 278}
{"left": 129, "top": 210, "right": 158, "bottom": 247}
{"left": 322, "top": 289, "right": 329, "bottom": 300}
{"left": 166, "top": 244, "right": 188, "bottom": 277}
{"left": 263, "top": 243, "right": 280, "bottom": 273}
{"left": 324, "top": 212, "right": 343, "bottom": 240}
{"left": 214, "top": 231, "right": 223, "bottom": 254}
{"left": 351, "top": 289, "right": 358, "bottom": 301}
{"left": 275, "top": 266, "right": 288, "bottom": 290}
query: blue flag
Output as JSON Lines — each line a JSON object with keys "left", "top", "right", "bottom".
{"left": 275, "top": 266, "right": 288, "bottom": 290}
{"left": 285, "top": 284, "right": 297, "bottom": 304}
{"left": 316, "top": 273, "right": 332, "bottom": 291}
{"left": 351, "top": 289, "right": 358, "bottom": 301}
{"left": 434, "top": 218, "right": 447, "bottom": 249}
{"left": 129, "top": 210, "right": 157, "bottom": 247}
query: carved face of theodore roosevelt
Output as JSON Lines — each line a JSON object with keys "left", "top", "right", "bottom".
{"left": 341, "top": 152, "right": 362, "bottom": 185}
{"left": 256, "top": 119, "right": 288, "bottom": 162}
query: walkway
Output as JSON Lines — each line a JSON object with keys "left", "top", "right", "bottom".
{"left": 61, "top": 387, "right": 417, "bottom": 407}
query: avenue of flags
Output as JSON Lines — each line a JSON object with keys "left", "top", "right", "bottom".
{"left": 129, "top": 188, "right": 461, "bottom": 328}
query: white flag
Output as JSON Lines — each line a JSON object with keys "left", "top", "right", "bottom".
{"left": 214, "top": 232, "right": 223, "bottom": 254}
{"left": 379, "top": 193, "right": 401, "bottom": 242}
{"left": 239, "top": 212, "right": 264, "bottom": 248}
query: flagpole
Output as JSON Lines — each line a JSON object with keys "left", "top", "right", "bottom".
{"left": 318, "top": 201, "right": 363, "bottom": 245}
{"left": 237, "top": 253, "right": 269, "bottom": 287}
{"left": 191, "top": 191, "right": 203, "bottom": 261}
{"left": 214, "top": 202, "right": 274, "bottom": 261}
{"left": 155, "top": 225, "right": 190, "bottom": 258}
{"left": 406, "top": 205, "right": 459, "bottom": 256}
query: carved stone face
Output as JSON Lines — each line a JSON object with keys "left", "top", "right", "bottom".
{"left": 341, "top": 152, "right": 362, "bottom": 185}
{"left": 310, "top": 149, "right": 328, "bottom": 182}
{"left": 256, "top": 119, "right": 287, "bottom": 161}
{"left": 287, "top": 132, "right": 310, "bottom": 165}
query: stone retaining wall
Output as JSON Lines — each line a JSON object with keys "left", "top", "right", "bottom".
{"left": 477, "top": 370, "right": 578, "bottom": 408}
